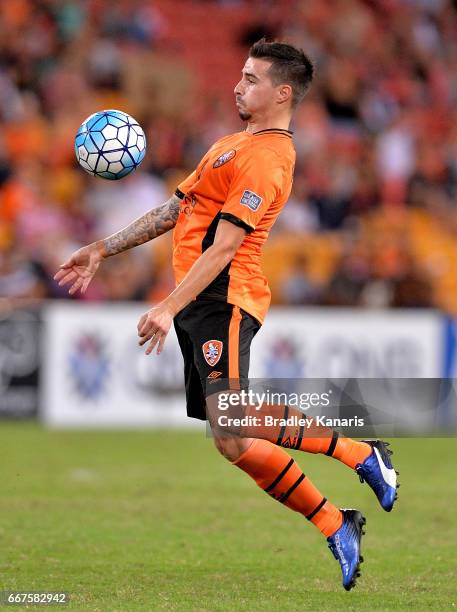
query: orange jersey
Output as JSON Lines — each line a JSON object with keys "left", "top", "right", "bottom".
{"left": 174, "top": 128, "right": 295, "bottom": 324}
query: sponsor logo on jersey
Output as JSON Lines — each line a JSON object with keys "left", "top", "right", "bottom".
{"left": 202, "top": 340, "right": 223, "bottom": 366}
{"left": 240, "top": 189, "right": 263, "bottom": 211}
{"left": 213, "top": 149, "right": 236, "bottom": 168}
{"left": 181, "top": 193, "right": 197, "bottom": 217}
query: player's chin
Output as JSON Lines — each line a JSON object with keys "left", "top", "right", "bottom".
{"left": 238, "top": 110, "right": 252, "bottom": 121}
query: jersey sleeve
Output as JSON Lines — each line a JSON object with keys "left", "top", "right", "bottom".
{"left": 176, "top": 170, "right": 197, "bottom": 198}
{"left": 220, "top": 147, "right": 283, "bottom": 233}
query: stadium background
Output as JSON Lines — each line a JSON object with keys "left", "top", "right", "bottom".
{"left": 2, "top": 0, "right": 457, "bottom": 311}
{"left": 1, "top": 0, "right": 456, "bottom": 609}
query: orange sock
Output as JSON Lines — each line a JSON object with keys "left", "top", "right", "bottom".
{"left": 284, "top": 428, "right": 372, "bottom": 469}
{"left": 232, "top": 439, "right": 342, "bottom": 537}
{"left": 238, "top": 404, "right": 372, "bottom": 469}
{"left": 329, "top": 435, "right": 372, "bottom": 468}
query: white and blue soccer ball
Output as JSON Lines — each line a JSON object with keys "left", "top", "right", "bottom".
{"left": 75, "top": 110, "right": 146, "bottom": 180}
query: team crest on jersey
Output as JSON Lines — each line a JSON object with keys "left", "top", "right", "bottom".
{"left": 240, "top": 189, "right": 263, "bottom": 211}
{"left": 213, "top": 149, "right": 236, "bottom": 168}
{"left": 202, "top": 340, "right": 223, "bottom": 366}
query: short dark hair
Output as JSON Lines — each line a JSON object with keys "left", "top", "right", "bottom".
{"left": 249, "top": 38, "right": 314, "bottom": 108}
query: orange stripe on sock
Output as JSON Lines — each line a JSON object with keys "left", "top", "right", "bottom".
{"left": 228, "top": 306, "right": 242, "bottom": 383}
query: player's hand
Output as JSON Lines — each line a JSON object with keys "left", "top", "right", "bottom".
{"left": 54, "top": 242, "right": 105, "bottom": 295}
{"left": 137, "top": 300, "right": 176, "bottom": 355}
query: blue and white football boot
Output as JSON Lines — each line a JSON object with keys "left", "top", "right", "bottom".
{"left": 327, "top": 509, "right": 366, "bottom": 591}
{"left": 356, "top": 440, "right": 399, "bottom": 512}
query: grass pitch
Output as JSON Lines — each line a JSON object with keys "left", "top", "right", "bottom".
{"left": 0, "top": 425, "right": 456, "bottom": 611}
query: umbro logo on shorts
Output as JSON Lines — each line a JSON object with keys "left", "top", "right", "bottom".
{"left": 240, "top": 189, "right": 262, "bottom": 211}
{"left": 202, "top": 340, "right": 223, "bottom": 366}
{"left": 207, "top": 371, "right": 223, "bottom": 381}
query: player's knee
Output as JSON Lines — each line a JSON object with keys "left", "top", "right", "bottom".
{"left": 213, "top": 436, "right": 254, "bottom": 461}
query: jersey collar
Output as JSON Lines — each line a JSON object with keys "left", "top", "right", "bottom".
{"left": 251, "top": 128, "right": 293, "bottom": 138}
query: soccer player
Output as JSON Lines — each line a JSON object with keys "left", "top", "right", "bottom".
{"left": 55, "top": 39, "right": 398, "bottom": 591}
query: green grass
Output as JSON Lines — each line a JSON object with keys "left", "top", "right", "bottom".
{"left": 0, "top": 425, "right": 456, "bottom": 611}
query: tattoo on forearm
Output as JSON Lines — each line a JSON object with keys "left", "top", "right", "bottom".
{"left": 103, "top": 195, "right": 181, "bottom": 256}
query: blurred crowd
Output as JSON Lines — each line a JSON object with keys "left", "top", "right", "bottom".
{"left": 1, "top": 0, "right": 457, "bottom": 312}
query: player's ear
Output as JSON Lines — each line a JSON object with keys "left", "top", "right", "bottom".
{"left": 277, "top": 84, "right": 293, "bottom": 106}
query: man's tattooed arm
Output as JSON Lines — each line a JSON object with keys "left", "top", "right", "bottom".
{"left": 54, "top": 194, "right": 181, "bottom": 295}
{"left": 101, "top": 194, "right": 181, "bottom": 257}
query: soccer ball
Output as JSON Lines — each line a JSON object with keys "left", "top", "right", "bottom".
{"left": 74, "top": 109, "right": 146, "bottom": 180}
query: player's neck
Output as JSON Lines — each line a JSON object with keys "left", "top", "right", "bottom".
{"left": 245, "top": 114, "right": 291, "bottom": 134}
